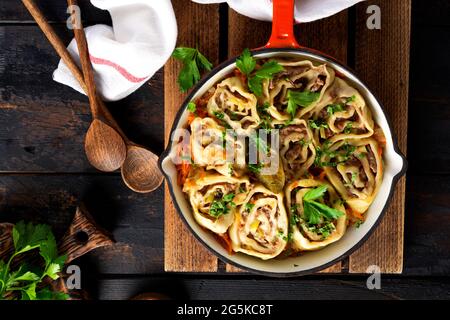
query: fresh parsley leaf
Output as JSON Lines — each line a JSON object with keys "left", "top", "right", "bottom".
{"left": 287, "top": 90, "right": 320, "bottom": 118}
{"left": 303, "top": 201, "right": 323, "bottom": 225}
{"left": 302, "top": 185, "right": 345, "bottom": 225}
{"left": 248, "top": 76, "right": 264, "bottom": 97}
{"left": 245, "top": 203, "right": 255, "bottom": 212}
{"left": 248, "top": 60, "right": 284, "bottom": 97}
{"left": 236, "top": 48, "right": 256, "bottom": 75}
{"left": 172, "top": 47, "right": 213, "bottom": 92}
{"left": 0, "top": 221, "right": 69, "bottom": 300}
{"left": 187, "top": 101, "right": 196, "bottom": 113}
{"left": 308, "top": 201, "right": 345, "bottom": 220}
{"left": 36, "top": 288, "right": 70, "bottom": 300}
{"left": 303, "top": 184, "right": 328, "bottom": 201}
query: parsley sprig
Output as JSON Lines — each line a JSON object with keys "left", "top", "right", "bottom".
{"left": 172, "top": 47, "right": 213, "bottom": 92}
{"left": 0, "top": 221, "right": 68, "bottom": 300}
{"left": 236, "top": 49, "right": 284, "bottom": 97}
{"left": 302, "top": 185, "right": 345, "bottom": 225}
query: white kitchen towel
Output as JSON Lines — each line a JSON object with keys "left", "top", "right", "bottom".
{"left": 53, "top": 0, "right": 177, "bottom": 101}
{"left": 193, "top": 0, "right": 364, "bottom": 23}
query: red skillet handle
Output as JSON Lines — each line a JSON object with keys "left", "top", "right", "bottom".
{"left": 265, "top": 0, "right": 300, "bottom": 49}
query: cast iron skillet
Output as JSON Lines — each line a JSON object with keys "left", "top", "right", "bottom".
{"left": 159, "top": 0, "right": 407, "bottom": 277}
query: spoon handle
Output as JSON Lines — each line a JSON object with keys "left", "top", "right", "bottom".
{"left": 67, "top": 0, "right": 101, "bottom": 119}
{"left": 21, "top": 0, "right": 87, "bottom": 93}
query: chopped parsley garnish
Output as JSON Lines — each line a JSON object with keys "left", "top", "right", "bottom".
{"left": 314, "top": 142, "right": 356, "bottom": 168}
{"left": 247, "top": 163, "right": 263, "bottom": 174}
{"left": 344, "top": 122, "right": 353, "bottom": 134}
{"left": 245, "top": 203, "right": 255, "bottom": 212}
{"left": 209, "top": 193, "right": 236, "bottom": 218}
{"left": 309, "top": 119, "right": 329, "bottom": 129}
{"left": 187, "top": 101, "right": 196, "bottom": 113}
{"left": 214, "top": 111, "right": 224, "bottom": 120}
{"left": 172, "top": 47, "right": 213, "bottom": 92}
{"left": 326, "top": 103, "right": 343, "bottom": 115}
{"left": 354, "top": 220, "right": 364, "bottom": 228}
{"left": 257, "top": 102, "right": 272, "bottom": 132}
{"left": 287, "top": 90, "right": 320, "bottom": 118}
{"left": 346, "top": 95, "right": 356, "bottom": 103}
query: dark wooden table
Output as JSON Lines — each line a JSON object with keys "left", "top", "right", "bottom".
{"left": 0, "top": 0, "right": 449, "bottom": 300}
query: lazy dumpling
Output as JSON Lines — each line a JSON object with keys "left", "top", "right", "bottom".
{"left": 183, "top": 171, "right": 252, "bottom": 234}
{"left": 229, "top": 185, "right": 288, "bottom": 260}
{"left": 285, "top": 179, "right": 347, "bottom": 251}
{"left": 262, "top": 60, "right": 335, "bottom": 121}
{"left": 320, "top": 138, "right": 383, "bottom": 214}
{"left": 308, "top": 77, "right": 374, "bottom": 145}
{"left": 207, "top": 76, "right": 260, "bottom": 135}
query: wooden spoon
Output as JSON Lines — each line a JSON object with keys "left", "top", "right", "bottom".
{"left": 22, "top": 0, "right": 126, "bottom": 172}
{"left": 67, "top": 0, "right": 127, "bottom": 173}
{"left": 23, "top": 0, "right": 163, "bottom": 192}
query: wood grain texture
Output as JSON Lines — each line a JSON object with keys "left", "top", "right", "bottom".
{"left": 59, "top": 205, "right": 114, "bottom": 263}
{"left": 164, "top": 0, "right": 220, "bottom": 272}
{"left": 94, "top": 277, "right": 450, "bottom": 300}
{"left": 0, "top": 25, "right": 164, "bottom": 172}
{"left": 226, "top": 9, "right": 349, "bottom": 273}
{"left": 348, "top": 0, "right": 411, "bottom": 273}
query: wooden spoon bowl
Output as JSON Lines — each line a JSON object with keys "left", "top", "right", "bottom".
{"left": 85, "top": 119, "right": 127, "bottom": 172}
{"left": 121, "top": 145, "right": 164, "bottom": 193}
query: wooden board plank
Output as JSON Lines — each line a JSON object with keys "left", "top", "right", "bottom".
{"left": 226, "top": 9, "right": 349, "bottom": 273}
{"left": 164, "top": 0, "right": 220, "bottom": 272}
{"left": 348, "top": 0, "right": 410, "bottom": 273}
{"left": 95, "top": 277, "right": 450, "bottom": 300}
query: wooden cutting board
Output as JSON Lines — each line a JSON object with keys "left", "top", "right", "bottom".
{"left": 164, "top": 0, "right": 410, "bottom": 274}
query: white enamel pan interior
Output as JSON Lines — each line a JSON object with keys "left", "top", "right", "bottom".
{"left": 160, "top": 49, "right": 407, "bottom": 277}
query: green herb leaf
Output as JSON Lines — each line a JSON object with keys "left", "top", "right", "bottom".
{"left": 248, "top": 60, "right": 284, "bottom": 96}
{"left": 346, "top": 95, "right": 356, "bottom": 103}
{"left": 302, "top": 186, "right": 345, "bottom": 225}
{"left": 209, "top": 193, "right": 235, "bottom": 219}
{"left": 236, "top": 48, "right": 256, "bottom": 75}
{"left": 308, "top": 119, "right": 329, "bottom": 129}
{"left": 0, "top": 221, "right": 69, "bottom": 300}
{"left": 303, "top": 185, "right": 328, "bottom": 201}
{"left": 308, "top": 201, "right": 345, "bottom": 220}
{"left": 326, "top": 103, "right": 343, "bottom": 116}
{"left": 245, "top": 203, "right": 255, "bottom": 212}
{"left": 172, "top": 47, "right": 213, "bottom": 92}
{"left": 287, "top": 90, "right": 320, "bottom": 118}
{"left": 247, "top": 163, "right": 263, "bottom": 174}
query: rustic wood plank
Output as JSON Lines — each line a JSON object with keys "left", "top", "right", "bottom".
{"left": 0, "top": 175, "right": 165, "bottom": 274}
{"left": 348, "top": 0, "right": 411, "bottom": 273}
{"left": 0, "top": 25, "right": 164, "bottom": 172}
{"left": 164, "top": 0, "right": 220, "bottom": 272}
{"left": 0, "top": 0, "right": 110, "bottom": 23}
{"left": 226, "top": 9, "right": 349, "bottom": 273}
{"left": 94, "top": 276, "right": 450, "bottom": 300}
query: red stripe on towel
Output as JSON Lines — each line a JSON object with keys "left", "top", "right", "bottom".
{"left": 89, "top": 54, "right": 148, "bottom": 83}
